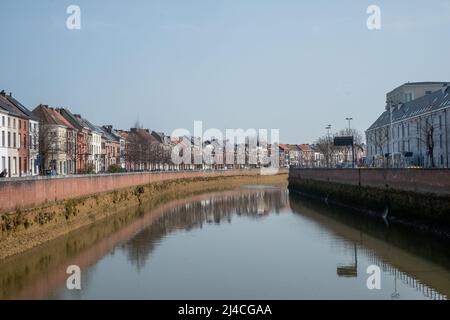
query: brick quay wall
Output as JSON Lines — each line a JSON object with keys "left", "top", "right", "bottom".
{"left": 0, "top": 169, "right": 275, "bottom": 214}
{"left": 288, "top": 168, "right": 450, "bottom": 230}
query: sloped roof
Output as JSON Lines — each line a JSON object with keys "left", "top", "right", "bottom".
{"left": 298, "top": 144, "right": 312, "bottom": 152}
{"left": 367, "top": 87, "right": 450, "bottom": 131}
{"left": 99, "top": 126, "right": 120, "bottom": 143}
{"left": 58, "top": 108, "right": 90, "bottom": 131}
{"left": 78, "top": 116, "right": 101, "bottom": 134}
{"left": 5, "top": 95, "right": 39, "bottom": 121}
{"left": 129, "top": 128, "right": 159, "bottom": 144}
{"left": 0, "top": 95, "right": 27, "bottom": 118}
{"left": 32, "top": 104, "right": 75, "bottom": 128}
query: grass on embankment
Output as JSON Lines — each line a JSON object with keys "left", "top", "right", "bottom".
{"left": 0, "top": 173, "right": 287, "bottom": 260}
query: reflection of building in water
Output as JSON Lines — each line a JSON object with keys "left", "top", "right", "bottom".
{"left": 365, "top": 249, "right": 447, "bottom": 301}
{"left": 289, "top": 194, "right": 450, "bottom": 300}
{"left": 123, "top": 188, "right": 289, "bottom": 270}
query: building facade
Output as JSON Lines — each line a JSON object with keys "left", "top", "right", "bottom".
{"left": 367, "top": 82, "right": 450, "bottom": 168}
{"left": 0, "top": 93, "right": 21, "bottom": 177}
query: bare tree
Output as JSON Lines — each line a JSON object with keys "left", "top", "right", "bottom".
{"left": 38, "top": 122, "right": 65, "bottom": 174}
{"left": 367, "top": 126, "right": 390, "bottom": 167}
{"left": 314, "top": 135, "right": 338, "bottom": 168}
{"left": 419, "top": 115, "right": 437, "bottom": 168}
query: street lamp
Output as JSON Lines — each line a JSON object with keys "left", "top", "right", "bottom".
{"left": 345, "top": 117, "right": 353, "bottom": 131}
{"left": 345, "top": 118, "right": 354, "bottom": 167}
{"left": 325, "top": 125, "right": 332, "bottom": 168}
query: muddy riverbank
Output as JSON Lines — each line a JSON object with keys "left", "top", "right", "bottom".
{"left": 0, "top": 173, "right": 287, "bottom": 260}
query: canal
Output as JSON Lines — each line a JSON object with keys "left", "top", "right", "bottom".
{"left": 0, "top": 185, "right": 449, "bottom": 300}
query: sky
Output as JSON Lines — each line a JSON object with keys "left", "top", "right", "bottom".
{"left": 1, "top": 0, "right": 450, "bottom": 143}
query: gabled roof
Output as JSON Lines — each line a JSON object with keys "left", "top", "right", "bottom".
{"left": 367, "top": 87, "right": 450, "bottom": 131}
{"left": 77, "top": 115, "right": 101, "bottom": 134}
{"left": 279, "top": 144, "right": 290, "bottom": 151}
{"left": 5, "top": 94, "right": 39, "bottom": 121}
{"left": 298, "top": 144, "right": 312, "bottom": 152}
{"left": 151, "top": 131, "right": 165, "bottom": 143}
{"left": 32, "top": 104, "right": 75, "bottom": 128}
{"left": 129, "top": 128, "right": 159, "bottom": 144}
{"left": 58, "top": 108, "right": 90, "bottom": 131}
{"left": 98, "top": 126, "right": 120, "bottom": 143}
{"left": 0, "top": 95, "right": 27, "bottom": 118}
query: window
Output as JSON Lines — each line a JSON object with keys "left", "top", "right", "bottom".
{"left": 440, "top": 135, "right": 443, "bottom": 149}
{"left": 13, "top": 119, "right": 16, "bottom": 129}
{"left": 13, "top": 133, "right": 16, "bottom": 148}
{"left": 1, "top": 131, "right": 4, "bottom": 147}
{"left": 1, "top": 116, "right": 4, "bottom": 127}
{"left": 7, "top": 117, "right": 10, "bottom": 128}
{"left": 439, "top": 115, "right": 442, "bottom": 130}
{"left": 7, "top": 132, "right": 11, "bottom": 147}
{"left": 18, "top": 120, "right": 21, "bottom": 130}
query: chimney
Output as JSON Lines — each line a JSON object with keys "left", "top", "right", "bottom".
{"left": 0, "top": 90, "right": 5, "bottom": 97}
{"left": 9, "top": 92, "right": 12, "bottom": 97}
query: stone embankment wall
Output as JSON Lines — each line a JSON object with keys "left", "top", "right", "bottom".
{"left": 288, "top": 168, "right": 450, "bottom": 228}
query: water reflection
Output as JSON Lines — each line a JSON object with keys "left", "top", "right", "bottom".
{"left": 0, "top": 186, "right": 449, "bottom": 300}
{"left": 122, "top": 187, "right": 289, "bottom": 271}
{"left": 289, "top": 194, "right": 450, "bottom": 300}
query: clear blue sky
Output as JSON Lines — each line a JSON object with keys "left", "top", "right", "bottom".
{"left": 1, "top": 0, "right": 449, "bottom": 143}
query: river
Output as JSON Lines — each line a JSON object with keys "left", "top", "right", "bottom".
{"left": 0, "top": 185, "right": 449, "bottom": 300}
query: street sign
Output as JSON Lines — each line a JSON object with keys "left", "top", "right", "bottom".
{"left": 334, "top": 136, "right": 354, "bottom": 146}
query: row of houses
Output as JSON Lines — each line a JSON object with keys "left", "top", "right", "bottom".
{"left": 278, "top": 144, "right": 323, "bottom": 168}
{"left": 1, "top": 90, "right": 336, "bottom": 178}
{"left": 366, "top": 82, "right": 450, "bottom": 168}
{"left": 0, "top": 90, "right": 169, "bottom": 177}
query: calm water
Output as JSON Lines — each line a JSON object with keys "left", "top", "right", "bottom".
{"left": 1, "top": 185, "right": 449, "bottom": 300}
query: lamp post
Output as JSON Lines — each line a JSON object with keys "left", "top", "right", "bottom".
{"left": 346, "top": 117, "right": 353, "bottom": 131}
{"left": 326, "top": 125, "right": 332, "bottom": 168}
{"left": 346, "top": 117, "right": 355, "bottom": 168}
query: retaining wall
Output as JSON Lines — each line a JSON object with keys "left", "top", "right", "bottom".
{"left": 0, "top": 169, "right": 266, "bottom": 213}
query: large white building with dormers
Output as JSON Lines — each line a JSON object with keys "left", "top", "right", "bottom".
{"left": 366, "top": 82, "right": 450, "bottom": 168}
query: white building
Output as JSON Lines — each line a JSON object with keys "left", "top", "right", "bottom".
{"left": 0, "top": 97, "right": 20, "bottom": 177}
{"left": 0, "top": 108, "right": 8, "bottom": 176}
{"left": 5, "top": 94, "right": 40, "bottom": 176}
{"left": 80, "top": 117, "right": 102, "bottom": 173}
{"left": 366, "top": 82, "right": 450, "bottom": 168}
